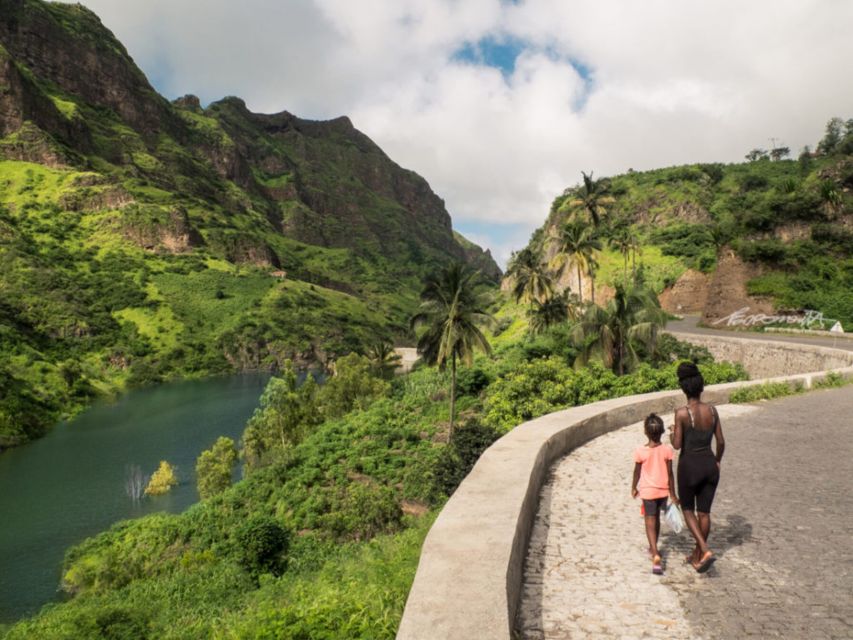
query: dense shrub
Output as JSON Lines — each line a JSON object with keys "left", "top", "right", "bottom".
{"left": 432, "top": 421, "right": 501, "bottom": 497}
{"left": 729, "top": 382, "right": 801, "bottom": 403}
{"left": 651, "top": 223, "right": 717, "bottom": 271}
{"left": 319, "top": 483, "right": 403, "bottom": 541}
{"left": 484, "top": 359, "right": 747, "bottom": 432}
{"left": 237, "top": 515, "right": 290, "bottom": 579}
{"left": 321, "top": 352, "right": 390, "bottom": 418}
{"left": 455, "top": 365, "right": 492, "bottom": 396}
{"left": 740, "top": 173, "right": 769, "bottom": 191}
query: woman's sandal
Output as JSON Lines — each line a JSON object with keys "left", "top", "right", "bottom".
{"left": 693, "top": 551, "right": 716, "bottom": 573}
{"left": 652, "top": 555, "right": 663, "bottom": 575}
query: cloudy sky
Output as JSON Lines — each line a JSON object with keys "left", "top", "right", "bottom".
{"left": 69, "top": 0, "right": 852, "bottom": 266}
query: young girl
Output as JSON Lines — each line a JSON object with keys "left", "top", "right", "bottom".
{"left": 631, "top": 413, "right": 678, "bottom": 574}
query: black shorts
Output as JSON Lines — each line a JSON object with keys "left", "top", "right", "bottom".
{"left": 678, "top": 455, "right": 720, "bottom": 514}
{"left": 642, "top": 497, "right": 667, "bottom": 517}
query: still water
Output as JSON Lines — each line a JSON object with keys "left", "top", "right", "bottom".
{"left": 0, "top": 373, "right": 270, "bottom": 623}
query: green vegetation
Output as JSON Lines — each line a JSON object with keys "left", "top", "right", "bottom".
{"left": 5, "top": 271, "right": 750, "bottom": 637}
{"left": 483, "top": 356, "right": 745, "bottom": 432}
{"left": 195, "top": 436, "right": 238, "bottom": 500}
{"left": 729, "top": 381, "right": 803, "bottom": 403}
{"left": 729, "top": 372, "right": 852, "bottom": 403}
{"left": 143, "top": 461, "right": 178, "bottom": 496}
{"left": 814, "top": 371, "right": 851, "bottom": 389}
{"left": 570, "top": 282, "right": 667, "bottom": 375}
{"left": 411, "top": 263, "right": 494, "bottom": 440}
{"left": 523, "top": 119, "right": 853, "bottom": 329}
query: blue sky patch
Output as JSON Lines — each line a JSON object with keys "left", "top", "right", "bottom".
{"left": 453, "top": 36, "right": 527, "bottom": 76}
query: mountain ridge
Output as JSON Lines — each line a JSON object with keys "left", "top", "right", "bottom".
{"left": 0, "top": 0, "right": 499, "bottom": 449}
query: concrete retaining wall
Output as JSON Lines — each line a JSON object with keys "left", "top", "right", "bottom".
{"left": 396, "top": 336, "right": 853, "bottom": 640}
{"left": 670, "top": 331, "right": 853, "bottom": 378}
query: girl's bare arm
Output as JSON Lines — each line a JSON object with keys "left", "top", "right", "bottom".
{"left": 631, "top": 462, "right": 641, "bottom": 498}
{"left": 666, "top": 459, "right": 679, "bottom": 504}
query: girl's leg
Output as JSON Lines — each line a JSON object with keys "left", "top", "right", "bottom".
{"left": 644, "top": 515, "right": 659, "bottom": 556}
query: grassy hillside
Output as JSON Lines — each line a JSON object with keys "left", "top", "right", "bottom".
{"left": 527, "top": 124, "right": 853, "bottom": 328}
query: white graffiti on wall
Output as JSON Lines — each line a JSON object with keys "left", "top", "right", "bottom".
{"left": 713, "top": 306, "right": 835, "bottom": 329}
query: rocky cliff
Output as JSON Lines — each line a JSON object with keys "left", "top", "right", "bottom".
{"left": 0, "top": 0, "right": 498, "bottom": 281}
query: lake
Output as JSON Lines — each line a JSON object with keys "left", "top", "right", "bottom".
{"left": 0, "top": 373, "right": 270, "bottom": 623}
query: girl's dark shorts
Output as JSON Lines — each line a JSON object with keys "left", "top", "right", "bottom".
{"left": 678, "top": 455, "right": 720, "bottom": 514}
{"left": 642, "top": 496, "right": 667, "bottom": 516}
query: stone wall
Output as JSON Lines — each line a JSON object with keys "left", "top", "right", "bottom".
{"left": 396, "top": 338, "right": 853, "bottom": 640}
{"left": 668, "top": 331, "right": 853, "bottom": 378}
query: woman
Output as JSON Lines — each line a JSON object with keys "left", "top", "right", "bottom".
{"left": 671, "top": 362, "right": 725, "bottom": 573}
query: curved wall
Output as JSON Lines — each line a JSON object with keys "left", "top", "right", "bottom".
{"left": 396, "top": 335, "right": 853, "bottom": 640}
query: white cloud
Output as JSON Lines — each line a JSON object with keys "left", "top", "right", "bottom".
{"left": 66, "top": 0, "right": 853, "bottom": 262}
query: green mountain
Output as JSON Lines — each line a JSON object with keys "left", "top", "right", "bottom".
{"left": 516, "top": 124, "right": 852, "bottom": 329}
{"left": 0, "top": 0, "right": 499, "bottom": 449}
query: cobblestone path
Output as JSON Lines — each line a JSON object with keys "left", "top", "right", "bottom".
{"left": 516, "top": 386, "right": 853, "bottom": 639}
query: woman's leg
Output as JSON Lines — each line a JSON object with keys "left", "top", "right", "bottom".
{"left": 698, "top": 512, "right": 711, "bottom": 543}
{"left": 683, "top": 510, "right": 710, "bottom": 557}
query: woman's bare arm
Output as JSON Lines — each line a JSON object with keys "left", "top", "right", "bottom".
{"left": 713, "top": 406, "right": 725, "bottom": 464}
{"left": 671, "top": 409, "right": 684, "bottom": 450}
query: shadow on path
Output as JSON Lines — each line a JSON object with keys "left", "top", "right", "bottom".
{"left": 661, "top": 513, "right": 753, "bottom": 574}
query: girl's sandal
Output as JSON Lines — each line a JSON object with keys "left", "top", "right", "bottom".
{"left": 652, "top": 555, "right": 663, "bottom": 575}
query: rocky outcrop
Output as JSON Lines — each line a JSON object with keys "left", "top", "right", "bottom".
{"left": 701, "top": 248, "right": 775, "bottom": 326}
{"left": 659, "top": 269, "right": 710, "bottom": 314}
{"left": 0, "top": 0, "right": 177, "bottom": 139}
{"left": 454, "top": 232, "right": 502, "bottom": 282}
{"left": 118, "top": 205, "right": 202, "bottom": 254}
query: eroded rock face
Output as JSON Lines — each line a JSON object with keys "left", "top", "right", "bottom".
{"left": 659, "top": 269, "right": 711, "bottom": 315}
{"left": 701, "top": 248, "right": 776, "bottom": 326}
{"left": 119, "top": 206, "right": 202, "bottom": 254}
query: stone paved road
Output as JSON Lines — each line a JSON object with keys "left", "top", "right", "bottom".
{"left": 668, "top": 315, "right": 853, "bottom": 353}
{"left": 516, "top": 386, "right": 853, "bottom": 640}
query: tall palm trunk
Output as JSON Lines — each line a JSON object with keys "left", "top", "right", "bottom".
{"left": 449, "top": 351, "right": 457, "bottom": 443}
{"left": 590, "top": 271, "right": 596, "bottom": 305}
{"left": 576, "top": 264, "right": 583, "bottom": 303}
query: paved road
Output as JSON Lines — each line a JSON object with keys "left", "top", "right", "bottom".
{"left": 516, "top": 386, "right": 853, "bottom": 639}
{"left": 668, "top": 315, "right": 853, "bottom": 353}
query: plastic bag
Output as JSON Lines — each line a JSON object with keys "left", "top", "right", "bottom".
{"left": 664, "top": 502, "right": 685, "bottom": 534}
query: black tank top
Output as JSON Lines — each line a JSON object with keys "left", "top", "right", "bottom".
{"left": 683, "top": 405, "right": 716, "bottom": 456}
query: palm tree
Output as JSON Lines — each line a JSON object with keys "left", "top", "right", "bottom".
{"left": 570, "top": 282, "right": 667, "bottom": 375}
{"left": 527, "top": 292, "right": 567, "bottom": 334}
{"left": 628, "top": 232, "right": 642, "bottom": 275}
{"left": 410, "top": 262, "right": 494, "bottom": 441}
{"left": 548, "top": 219, "right": 602, "bottom": 303}
{"left": 608, "top": 223, "right": 633, "bottom": 278}
{"left": 587, "top": 254, "right": 601, "bottom": 304}
{"left": 366, "top": 340, "right": 402, "bottom": 380}
{"left": 507, "top": 247, "right": 554, "bottom": 304}
{"left": 562, "top": 171, "right": 615, "bottom": 227}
